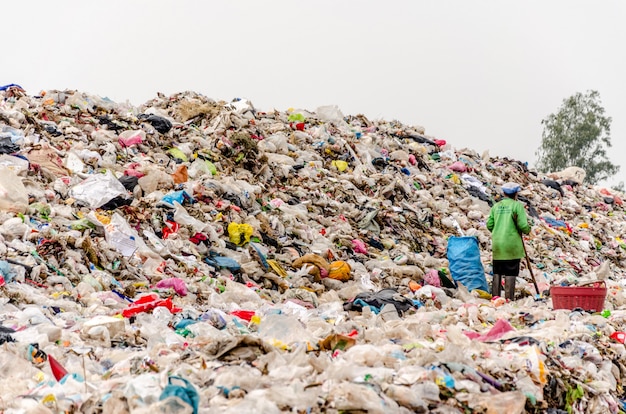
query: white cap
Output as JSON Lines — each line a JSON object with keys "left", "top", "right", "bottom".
{"left": 501, "top": 182, "right": 521, "bottom": 195}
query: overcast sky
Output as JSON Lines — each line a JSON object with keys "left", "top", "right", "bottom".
{"left": 5, "top": 1, "right": 626, "bottom": 186}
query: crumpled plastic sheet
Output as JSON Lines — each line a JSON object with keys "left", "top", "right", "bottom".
{"left": 0, "top": 87, "right": 626, "bottom": 413}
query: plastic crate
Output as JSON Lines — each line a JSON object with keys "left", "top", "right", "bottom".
{"left": 550, "top": 281, "right": 607, "bottom": 312}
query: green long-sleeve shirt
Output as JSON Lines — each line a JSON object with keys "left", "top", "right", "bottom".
{"left": 486, "top": 198, "right": 531, "bottom": 260}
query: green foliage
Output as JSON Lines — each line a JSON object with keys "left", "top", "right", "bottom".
{"left": 535, "top": 90, "right": 619, "bottom": 185}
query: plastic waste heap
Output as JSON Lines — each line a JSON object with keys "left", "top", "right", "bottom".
{"left": 0, "top": 84, "right": 626, "bottom": 413}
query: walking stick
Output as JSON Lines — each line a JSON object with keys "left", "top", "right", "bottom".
{"left": 513, "top": 212, "right": 540, "bottom": 295}
{"left": 521, "top": 236, "right": 540, "bottom": 296}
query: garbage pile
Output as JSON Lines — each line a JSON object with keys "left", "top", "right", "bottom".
{"left": 2, "top": 84, "right": 626, "bottom": 413}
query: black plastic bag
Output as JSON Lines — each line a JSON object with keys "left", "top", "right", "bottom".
{"left": 343, "top": 288, "right": 415, "bottom": 314}
{"left": 142, "top": 114, "right": 172, "bottom": 134}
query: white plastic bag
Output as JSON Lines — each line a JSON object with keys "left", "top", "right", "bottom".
{"left": 0, "top": 166, "right": 28, "bottom": 213}
{"left": 0, "top": 154, "right": 29, "bottom": 175}
{"left": 69, "top": 170, "right": 128, "bottom": 208}
{"left": 174, "top": 202, "right": 208, "bottom": 233}
{"left": 316, "top": 105, "right": 344, "bottom": 123}
{"left": 105, "top": 213, "right": 138, "bottom": 257}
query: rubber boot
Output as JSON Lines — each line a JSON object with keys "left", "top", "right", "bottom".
{"left": 491, "top": 274, "right": 502, "bottom": 297}
{"left": 505, "top": 276, "right": 517, "bottom": 301}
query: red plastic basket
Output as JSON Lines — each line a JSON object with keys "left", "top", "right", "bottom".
{"left": 550, "top": 280, "right": 607, "bottom": 312}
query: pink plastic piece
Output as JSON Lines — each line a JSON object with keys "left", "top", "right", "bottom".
{"left": 156, "top": 277, "right": 188, "bottom": 296}
{"left": 423, "top": 269, "right": 441, "bottom": 287}
{"left": 352, "top": 239, "right": 367, "bottom": 254}
{"left": 124, "top": 162, "right": 145, "bottom": 178}
{"left": 118, "top": 131, "right": 144, "bottom": 147}
{"left": 449, "top": 161, "right": 467, "bottom": 173}
{"left": 464, "top": 319, "right": 514, "bottom": 342}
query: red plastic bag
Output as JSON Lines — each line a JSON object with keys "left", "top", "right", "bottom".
{"left": 611, "top": 331, "right": 626, "bottom": 344}
{"left": 230, "top": 310, "right": 255, "bottom": 322}
{"left": 121, "top": 293, "right": 182, "bottom": 318}
{"left": 162, "top": 221, "right": 180, "bottom": 239}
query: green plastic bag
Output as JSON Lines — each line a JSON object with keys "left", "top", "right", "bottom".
{"left": 167, "top": 148, "right": 188, "bottom": 162}
{"left": 287, "top": 113, "right": 306, "bottom": 122}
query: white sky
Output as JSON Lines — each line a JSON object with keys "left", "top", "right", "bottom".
{"left": 5, "top": 1, "right": 626, "bottom": 186}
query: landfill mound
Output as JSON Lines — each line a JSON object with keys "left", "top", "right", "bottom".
{"left": 1, "top": 85, "right": 626, "bottom": 413}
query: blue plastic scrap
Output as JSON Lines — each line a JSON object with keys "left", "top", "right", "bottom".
{"left": 0, "top": 83, "right": 24, "bottom": 91}
{"left": 204, "top": 252, "right": 241, "bottom": 273}
{"left": 159, "top": 376, "right": 199, "bottom": 414}
{"left": 159, "top": 190, "right": 194, "bottom": 208}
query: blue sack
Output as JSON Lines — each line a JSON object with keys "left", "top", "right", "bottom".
{"left": 446, "top": 236, "right": 489, "bottom": 292}
{"left": 159, "top": 376, "right": 199, "bottom": 414}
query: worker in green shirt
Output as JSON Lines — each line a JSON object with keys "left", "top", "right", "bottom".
{"left": 486, "top": 182, "right": 531, "bottom": 300}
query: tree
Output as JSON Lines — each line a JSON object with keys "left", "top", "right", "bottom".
{"left": 535, "top": 90, "right": 619, "bottom": 185}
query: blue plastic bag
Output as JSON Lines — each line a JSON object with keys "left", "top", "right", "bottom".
{"left": 0, "top": 261, "right": 16, "bottom": 283}
{"left": 0, "top": 84, "right": 23, "bottom": 91}
{"left": 160, "top": 190, "right": 194, "bottom": 208}
{"left": 204, "top": 252, "right": 241, "bottom": 273}
{"left": 446, "top": 236, "right": 489, "bottom": 292}
{"left": 159, "top": 376, "right": 199, "bottom": 414}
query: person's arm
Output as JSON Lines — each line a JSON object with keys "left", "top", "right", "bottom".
{"left": 514, "top": 203, "right": 531, "bottom": 234}
{"left": 486, "top": 208, "right": 494, "bottom": 232}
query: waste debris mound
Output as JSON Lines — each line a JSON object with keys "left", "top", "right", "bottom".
{"left": 1, "top": 84, "right": 626, "bottom": 413}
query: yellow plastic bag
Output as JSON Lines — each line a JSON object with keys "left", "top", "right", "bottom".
{"left": 228, "top": 222, "right": 254, "bottom": 246}
{"left": 267, "top": 259, "right": 288, "bottom": 278}
{"left": 331, "top": 160, "right": 348, "bottom": 172}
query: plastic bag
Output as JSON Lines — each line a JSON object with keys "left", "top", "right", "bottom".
{"left": 104, "top": 213, "right": 137, "bottom": 256}
{"left": 188, "top": 158, "right": 216, "bottom": 178}
{"left": 0, "top": 261, "right": 16, "bottom": 285}
{"left": 172, "top": 165, "right": 188, "bottom": 184}
{"left": 258, "top": 313, "right": 316, "bottom": 348}
{"left": 167, "top": 147, "right": 188, "bottom": 162}
{"left": 204, "top": 252, "right": 241, "bottom": 273}
{"left": 423, "top": 269, "right": 441, "bottom": 287}
{"left": 0, "top": 135, "right": 20, "bottom": 154}
{"left": 121, "top": 293, "right": 182, "bottom": 318}
{"left": 332, "top": 160, "right": 348, "bottom": 172}
{"left": 0, "top": 154, "right": 29, "bottom": 175}
{"left": 174, "top": 203, "right": 207, "bottom": 233}
{"left": 449, "top": 161, "right": 467, "bottom": 172}
{"left": 156, "top": 277, "right": 188, "bottom": 296}
{"left": 0, "top": 166, "right": 28, "bottom": 213}
{"left": 143, "top": 114, "right": 173, "bottom": 134}
{"left": 464, "top": 318, "right": 514, "bottom": 341}
{"left": 159, "top": 190, "right": 194, "bottom": 208}
{"left": 118, "top": 130, "right": 145, "bottom": 147}
{"left": 228, "top": 222, "right": 253, "bottom": 246}
{"left": 344, "top": 288, "right": 415, "bottom": 314}
{"left": 328, "top": 261, "right": 351, "bottom": 281}
{"left": 316, "top": 105, "right": 344, "bottom": 123}
{"left": 69, "top": 170, "right": 128, "bottom": 208}
{"left": 447, "top": 236, "right": 489, "bottom": 292}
